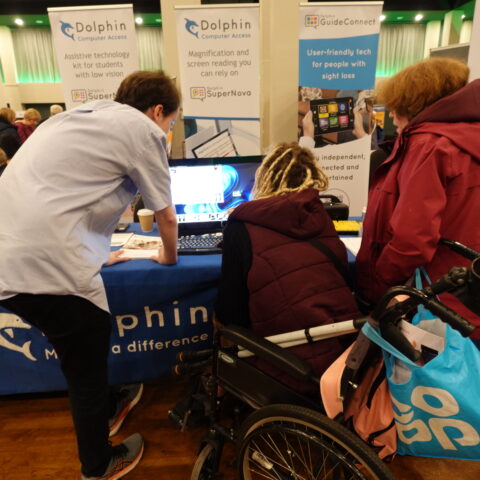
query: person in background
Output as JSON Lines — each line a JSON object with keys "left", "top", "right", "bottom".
{"left": 356, "top": 57, "right": 480, "bottom": 344}
{"left": 215, "top": 142, "right": 360, "bottom": 394}
{"left": 15, "top": 107, "right": 41, "bottom": 142}
{"left": 37, "top": 103, "right": 65, "bottom": 126}
{"left": 0, "top": 107, "right": 22, "bottom": 159}
{"left": 0, "top": 147, "right": 8, "bottom": 176}
{"left": 0, "top": 70, "right": 180, "bottom": 480}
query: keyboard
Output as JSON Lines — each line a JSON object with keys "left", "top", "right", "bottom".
{"left": 333, "top": 220, "right": 361, "bottom": 235}
{"left": 178, "top": 233, "right": 223, "bottom": 254}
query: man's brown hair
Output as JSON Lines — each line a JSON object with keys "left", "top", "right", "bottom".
{"left": 114, "top": 70, "right": 180, "bottom": 115}
{"left": 377, "top": 57, "right": 469, "bottom": 121}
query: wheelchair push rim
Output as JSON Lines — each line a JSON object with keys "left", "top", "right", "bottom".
{"left": 237, "top": 404, "right": 394, "bottom": 480}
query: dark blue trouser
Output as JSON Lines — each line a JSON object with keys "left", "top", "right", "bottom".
{"left": 0, "top": 294, "right": 113, "bottom": 477}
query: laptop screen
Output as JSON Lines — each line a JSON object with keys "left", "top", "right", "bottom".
{"left": 169, "top": 157, "right": 262, "bottom": 234}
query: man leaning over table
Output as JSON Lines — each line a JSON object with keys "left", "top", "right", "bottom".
{"left": 0, "top": 70, "right": 180, "bottom": 480}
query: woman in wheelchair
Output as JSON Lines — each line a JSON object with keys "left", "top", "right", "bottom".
{"left": 214, "top": 141, "right": 360, "bottom": 395}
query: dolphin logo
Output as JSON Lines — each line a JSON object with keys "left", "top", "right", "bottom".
{"left": 60, "top": 20, "right": 75, "bottom": 40}
{"left": 185, "top": 18, "right": 199, "bottom": 38}
{"left": 0, "top": 313, "right": 37, "bottom": 361}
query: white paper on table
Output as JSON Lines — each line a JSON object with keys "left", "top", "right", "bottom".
{"left": 110, "top": 233, "right": 134, "bottom": 247}
{"left": 341, "top": 236, "right": 362, "bottom": 256}
{"left": 118, "top": 234, "right": 162, "bottom": 259}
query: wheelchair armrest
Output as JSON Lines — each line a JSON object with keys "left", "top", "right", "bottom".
{"left": 218, "top": 325, "right": 315, "bottom": 382}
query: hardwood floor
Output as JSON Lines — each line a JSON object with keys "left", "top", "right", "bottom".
{"left": 0, "top": 377, "right": 478, "bottom": 479}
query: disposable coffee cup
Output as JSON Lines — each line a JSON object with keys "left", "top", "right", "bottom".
{"left": 137, "top": 208, "right": 154, "bottom": 232}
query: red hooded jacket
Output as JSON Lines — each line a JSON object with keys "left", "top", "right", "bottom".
{"left": 356, "top": 80, "right": 480, "bottom": 338}
{"left": 225, "top": 189, "right": 360, "bottom": 391}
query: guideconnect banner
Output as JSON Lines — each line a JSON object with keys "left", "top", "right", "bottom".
{"left": 48, "top": 4, "right": 139, "bottom": 109}
{"left": 299, "top": 2, "right": 383, "bottom": 216}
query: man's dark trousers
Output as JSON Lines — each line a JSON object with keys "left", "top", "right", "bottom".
{"left": 0, "top": 294, "right": 113, "bottom": 476}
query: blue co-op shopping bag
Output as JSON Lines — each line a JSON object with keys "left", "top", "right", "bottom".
{"left": 363, "top": 316, "right": 480, "bottom": 460}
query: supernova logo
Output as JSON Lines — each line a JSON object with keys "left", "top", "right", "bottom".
{"left": 71, "top": 89, "right": 87, "bottom": 102}
{"left": 191, "top": 87, "right": 206, "bottom": 100}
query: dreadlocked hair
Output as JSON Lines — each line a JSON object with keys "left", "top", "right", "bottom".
{"left": 252, "top": 142, "right": 329, "bottom": 200}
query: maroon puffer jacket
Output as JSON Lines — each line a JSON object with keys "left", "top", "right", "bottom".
{"left": 230, "top": 188, "right": 360, "bottom": 392}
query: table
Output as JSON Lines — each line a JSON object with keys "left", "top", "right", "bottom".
{"left": 0, "top": 224, "right": 357, "bottom": 395}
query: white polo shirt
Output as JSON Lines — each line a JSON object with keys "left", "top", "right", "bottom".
{"left": 0, "top": 100, "right": 172, "bottom": 312}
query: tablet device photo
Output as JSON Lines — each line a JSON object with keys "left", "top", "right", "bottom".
{"left": 310, "top": 97, "right": 354, "bottom": 137}
{"left": 192, "top": 129, "right": 239, "bottom": 158}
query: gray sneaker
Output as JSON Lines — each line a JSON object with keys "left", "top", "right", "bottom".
{"left": 109, "top": 383, "right": 143, "bottom": 437}
{"left": 80, "top": 433, "right": 144, "bottom": 480}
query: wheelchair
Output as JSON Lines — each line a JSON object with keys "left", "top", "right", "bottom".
{"left": 172, "top": 241, "right": 480, "bottom": 480}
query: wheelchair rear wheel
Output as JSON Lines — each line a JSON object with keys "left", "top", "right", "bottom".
{"left": 237, "top": 404, "right": 394, "bottom": 480}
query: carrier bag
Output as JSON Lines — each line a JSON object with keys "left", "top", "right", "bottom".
{"left": 362, "top": 315, "right": 480, "bottom": 460}
{"left": 320, "top": 337, "right": 397, "bottom": 460}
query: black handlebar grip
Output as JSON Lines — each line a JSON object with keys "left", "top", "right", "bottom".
{"left": 172, "top": 359, "right": 211, "bottom": 376}
{"left": 176, "top": 349, "right": 213, "bottom": 363}
{"left": 424, "top": 299, "right": 475, "bottom": 337}
{"left": 380, "top": 321, "right": 422, "bottom": 362}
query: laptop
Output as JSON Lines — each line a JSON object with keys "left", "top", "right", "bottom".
{"left": 169, "top": 156, "right": 262, "bottom": 254}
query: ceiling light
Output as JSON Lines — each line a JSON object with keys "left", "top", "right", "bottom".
{"left": 462, "top": 14, "right": 466, "bottom": 19}
{"left": 135, "top": 17, "right": 143, "bottom": 25}
{"left": 379, "top": 14, "right": 386, "bottom": 22}
{"left": 415, "top": 14, "right": 423, "bottom": 22}
{"left": 396, "top": 16, "right": 404, "bottom": 20}
{"left": 14, "top": 18, "right": 24, "bottom": 26}
{"left": 35, "top": 19, "right": 44, "bottom": 24}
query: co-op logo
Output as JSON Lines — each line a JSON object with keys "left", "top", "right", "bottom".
{"left": 59, "top": 19, "right": 127, "bottom": 40}
{"left": 392, "top": 386, "right": 480, "bottom": 451}
{"left": 184, "top": 16, "right": 252, "bottom": 38}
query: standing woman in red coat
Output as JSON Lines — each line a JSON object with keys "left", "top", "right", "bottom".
{"left": 356, "top": 57, "right": 480, "bottom": 342}
{"left": 215, "top": 142, "right": 360, "bottom": 393}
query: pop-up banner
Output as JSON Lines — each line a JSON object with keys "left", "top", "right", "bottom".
{"left": 468, "top": 1, "right": 480, "bottom": 80}
{"left": 299, "top": 2, "right": 383, "bottom": 216}
{"left": 48, "top": 4, "right": 139, "bottom": 109}
{"left": 175, "top": 4, "right": 260, "bottom": 120}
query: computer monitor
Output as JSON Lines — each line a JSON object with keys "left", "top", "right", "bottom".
{"left": 169, "top": 156, "right": 262, "bottom": 235}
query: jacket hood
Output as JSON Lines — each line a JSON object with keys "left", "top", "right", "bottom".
{"left": 229, "top": 188, "right": 335, "bottom": 239}
{"left": 404, "top": 79, "right": 480, "bottom": 159}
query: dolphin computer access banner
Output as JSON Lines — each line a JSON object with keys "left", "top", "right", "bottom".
{"left": 299, "top": 2, "right": 383, "bottom": 216}
{"left": 175, "top": 4, "right": 260, "bottom": 157}
{"left": 48, "top": 4, "right": 139, "bottom": 109}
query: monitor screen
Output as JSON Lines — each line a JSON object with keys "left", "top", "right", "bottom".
{"left": 169, "top": 158, "right": 261, "bottom": 228}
